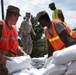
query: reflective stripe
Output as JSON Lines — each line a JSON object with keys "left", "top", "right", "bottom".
{"left": 0, "top": 37, "right": 10, "bottom": 40}
{"left": 70, "top": 31, "right": 74, "bottom": 36}
{"left": 49, "top": 36, "right": 59, "bottom": 42}
{"left": 11, "top": 37, "right": 17, "bottom": 41}
{"left": 0, "top": 37, "right": 17, "bottom": 41}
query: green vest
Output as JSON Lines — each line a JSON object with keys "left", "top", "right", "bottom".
{"left": 52, "top": 8, "right": 60, "bottom": 19}
{"left": 52, "top": 8, "right": 67, "bottom": 24}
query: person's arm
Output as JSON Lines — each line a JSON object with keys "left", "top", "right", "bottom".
{"left": 59, "top": 29, "right": 75, "bottom": 47}
{"left": 47, "top": 39, "right": 55, "bottom": 57}
{"left": 58, "top": 9, "right": 64, "bottom": 22}
{"left": 20, "top": 21, "right": 28, "bottom": 35}
{"left": 31, "top": 28, "right": 36, "bottom": 36}
{"left": 16, "top": 46, "right": 27, "bottom": 56}
{"left": 55, "top": 22, "right": 73, "bottom": 47}
{"left": 0, "top": 53, "right": 11, "bottom": 66}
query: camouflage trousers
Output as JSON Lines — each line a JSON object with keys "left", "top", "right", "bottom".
{"left": 21, "top": 34, "right": 33, "bottom": 55}
{"left": 0, "top": 64, "right": 10, "bottom": 75}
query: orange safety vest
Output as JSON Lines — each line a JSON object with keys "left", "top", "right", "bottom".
{"left": 54, "top": 18, "right": 76, "bottom": 38}
{"left": 0, "top": 20, "right": 18, "bottom": 56}
{"left": 45, "top": 18, "right": 76, "bottom": 50}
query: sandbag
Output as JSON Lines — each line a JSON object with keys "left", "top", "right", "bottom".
{"left": 6, "top": 55, "right": 31, "bottom": 74}
{"left": 43, "top": 64, "right": 66, "bottom": 75}
{"left": 13, "top": 72, "right": 30, "bottom": 75}
{"left": 36, "top": 64, "right": 66, "bottom": 75}
{"left": 32, "top": 57, "right": 45, "bottom": 63}
{"left": 53, "top": 45, "right": 76, "bottom": 65}
{"left": 44, "top": 56, "right": 54, "bottom": 68}
{"left": 65, "top": 61, "right": 76, "bottom": 75}
{"left": 12, "top": 67, "right": 39, "bottom": 75}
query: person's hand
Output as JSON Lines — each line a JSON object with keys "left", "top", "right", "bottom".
{"left": 34, "top": 33, "right": 36, "bottom": 37}
{"left": 17, "top": 46, "right": 28, "bottom": 56}
{"left": 0, "top": 55, "right": 11, "bottom": 66}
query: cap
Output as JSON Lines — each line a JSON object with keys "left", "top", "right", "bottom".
{"left": 7, "top": 5, "right": 21, "bottom": 16}
{"left": 26, "top": 12, "right": 31, "bottom": 17}
{"left": 23, "top": 12, "right": 31, "bottom": 19}
{"left": 36, "top": 11, "right": 47, "bottom": 21}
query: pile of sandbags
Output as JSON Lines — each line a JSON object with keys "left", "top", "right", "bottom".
{"left": 32, "top": 55, "right": 66, "bottom": 75}
{"left": 31, "top": 54, "right": 47, "bottom": 69}
{"left": 52, "top": 44, "right": 76, "bottom": 75}
{"left": 6, "top": 45, "right": 76, "bottom": 75}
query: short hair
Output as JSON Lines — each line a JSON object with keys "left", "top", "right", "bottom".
{"left": 38, "top": 13, "right": 50, "bottom": 22}
{"left": 49, "top": 2, "right": 55, "bottom": 8}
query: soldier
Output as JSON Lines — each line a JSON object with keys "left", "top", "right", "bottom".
{"left": 0, "top": 5, "right": 27, "bottom": 75}
{"left": 20, "top": 12, "right": 36, "bottom": 55}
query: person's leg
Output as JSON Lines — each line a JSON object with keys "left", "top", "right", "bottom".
{"left": 0, "top": 64, "right": 9, "bottom": 75}
{"left": 21, "top": 35, "right": 29, "bottom": 54}
{"left": 28, "top": 35, "right": 33, "bottom": 55}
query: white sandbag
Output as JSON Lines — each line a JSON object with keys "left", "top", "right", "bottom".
{"left": 35, "top": 68, "right": 46, "bottom": 75}
{"left": 12, "top": 72, "right": 30, "bottom": 75}
{"left": 53, "top": 45, "right": 76, "bottom": 65}
{"left": 12, "top": 63, "right": 66, "bottom": 75}
{"left": 6, "top": 55, "right": 31, "bottom": 74}
{"left": 44, "top": 54, "right": 48, "bottom": 58}
{"left": 44, "top": 56, "right": 54, "bottom": 68}
{"left": 43, "top": 64, "right": 66, "bottom": 75}
{"left": 43, "top": 54, "right": 48, "bottom": 60}
{"left": 32, "top": 57, "right": 45, "bottom": 63}
{"left": 31, "top": 57, "right": 45, "bottom": 69}
{"left": 36, "top": 64, "right": 66, "bottom": 75}
{"left": 13, "top": 67, "right": 39, "bottom": 75}
{"left": 28, "top": 67, "right": 39, "bottom": 74}
{"left": 65, "top": 61, "right": 76, "bottom": 75}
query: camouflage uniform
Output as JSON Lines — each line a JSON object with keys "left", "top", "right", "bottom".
{"left": 0, "top": 64, "right": 10, "bottom": 75}
{"left": 21, "top": 20, "right": 33, "bottom": 55}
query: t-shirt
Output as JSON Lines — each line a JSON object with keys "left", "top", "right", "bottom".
{"left": 48, "top": 21, "right": 66, "bottom": 36}
{"left": 54, "top": 21, "right": 66, "bottom": 34}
